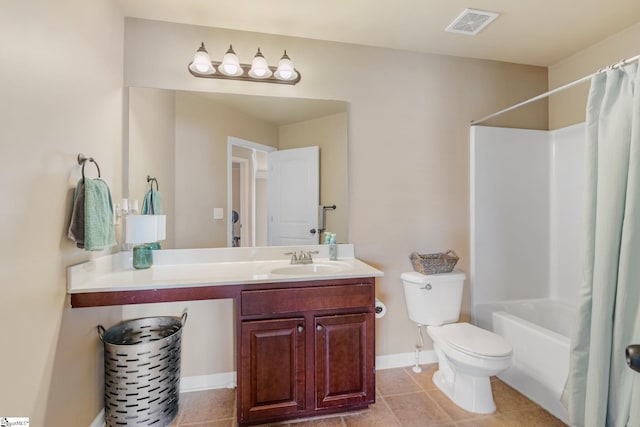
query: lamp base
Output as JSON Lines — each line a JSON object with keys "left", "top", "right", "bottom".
{"left": 133, "top": 244, "right": 153, "bottom": 269}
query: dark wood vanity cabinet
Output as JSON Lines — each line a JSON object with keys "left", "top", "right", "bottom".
{"left": 240, "top": 317, "right": 307, "bottom": 421}
{"left": 237, "top": 278, "right": 376, "bottom": 425}
{"left": 315, "top": 313, "right": 374, "bottom": 409}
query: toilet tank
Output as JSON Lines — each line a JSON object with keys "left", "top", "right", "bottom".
{"left": 401, "top": 270, "right": 465, "bottom": 326}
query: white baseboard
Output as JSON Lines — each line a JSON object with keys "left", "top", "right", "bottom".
{"left": 375, "top": 350, "right": 437, "bottom": 370}
{"left": 180, "top": 371, "right": 237, "bottom": 393}
{"left": 89, "top": 351, "right": 436, "bottom": 426}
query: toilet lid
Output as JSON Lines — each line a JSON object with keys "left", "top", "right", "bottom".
{"left": 440, "top": 323, "right": 512, "bottom": 357}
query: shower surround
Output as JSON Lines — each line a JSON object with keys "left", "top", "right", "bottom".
{"left": 470, "top": 123, "right": 585, "bottom": 423}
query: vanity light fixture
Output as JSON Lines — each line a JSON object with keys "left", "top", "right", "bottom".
{"left": 249, "top": 48, "right": 272, "bottom": 79}
{"left": 190, "top": 42, "right": 215, "bottom": 74}
{"left": 274, "top": 50, "right": 297, "bottom": 81}
{"left": 220, "top": 45, "right": 242, "bottom": 76}
{"left": 188, "top": 42, "right": 301, "bottom": 85}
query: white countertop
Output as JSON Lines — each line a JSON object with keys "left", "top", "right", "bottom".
{"left": 68, "top": 244, "right": 383, "bottom": 294}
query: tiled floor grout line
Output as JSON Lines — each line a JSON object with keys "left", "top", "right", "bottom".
{"left": 422, "top": 389, "right": 457, "bottom": 424}
{"left": 378, "top": 389, "right": 421, "bottom": 397}
{"left": 171, "top": 366, "right": 567, "bottom": 427}
{"left": 392, "top": 367, "right": 520, "bottom": 425}
{"left": 180, "top": 417, "right": 236, "bottom": 426}
{"left": 283, "top": 411, "right": 353, "bottom": 426}
{"left": 378, "top": 395, "right": 404, "bottom": 427}
{"left": 402, "top": 367, "right": 466, "bottom": 424}
{"left": 402, "top": 366, "right": 439, "bottom": 392}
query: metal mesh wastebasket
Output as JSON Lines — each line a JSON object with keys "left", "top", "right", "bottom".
{"left": 98, "top": 312, "right": 187, "bottom": 427}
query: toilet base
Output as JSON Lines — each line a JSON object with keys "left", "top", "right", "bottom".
{"left": 432, "top": 368, "right": 496, "bottom": 414}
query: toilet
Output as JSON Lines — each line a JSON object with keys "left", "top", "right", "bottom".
{"left": 401, "top": 270, "right": 512, "bottom": 414}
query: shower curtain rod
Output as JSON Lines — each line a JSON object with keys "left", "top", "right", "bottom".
{"left": 471, "top": 53, "right": 640, "bottom": 126}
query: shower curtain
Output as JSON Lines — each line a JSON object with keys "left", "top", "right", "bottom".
{"left": 562, "top": 63, "right": 640, "bottom": 426}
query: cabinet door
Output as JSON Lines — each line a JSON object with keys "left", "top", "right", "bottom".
{"left": 239, "top": 318, "right": 306, "bottom": 423}
{"left": 315, "top": 313, "right": 375, "bottom": 409}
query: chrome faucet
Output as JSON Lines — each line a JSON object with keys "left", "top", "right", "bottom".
{"left": 284, "top": 250, "right": 319, "bottom": 264}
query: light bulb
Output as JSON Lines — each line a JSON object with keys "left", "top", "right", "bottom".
{"left": 278, "top": 68, "right": 293, "bottom": 80}
{"left": 222, "top": 63, "right": 238, "bottom": 74}
{"left": 274, "top": 50, "right": 297, "bottom": 81}
{"left": 190, "top": 42, "right": 214, "bottom": 74}
{"left": 249, "top": 48, "right": 272, "bottom": 79}
{"left": 220, "top": 45, "right": 242, "bottom": 76}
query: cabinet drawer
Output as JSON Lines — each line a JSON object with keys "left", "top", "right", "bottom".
{"left": 242, "top": 283, "right": 373, "bottom": 316}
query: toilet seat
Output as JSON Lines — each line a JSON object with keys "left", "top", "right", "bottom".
{"left": 436, "top": 323, "right": 512, "bottom": 358}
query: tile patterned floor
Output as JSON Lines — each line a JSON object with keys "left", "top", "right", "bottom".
{"left": 168, "top": 364, "right": 567, "bottom": 427}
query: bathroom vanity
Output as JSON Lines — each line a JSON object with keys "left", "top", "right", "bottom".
{"left": 238, "top": 277, "right": 375, "bottom": 423}
{"left": 67, "top": 245, "right": 382, "bottom": 425}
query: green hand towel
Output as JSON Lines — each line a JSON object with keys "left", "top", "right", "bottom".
{"left": 83, "top": 178, "right": 116, "bottom": 251}
{"left": 67, "top": 180, "right": 86, "bottom": 248}
{"left": 141, "top": 189, "right": 162, "bottom": 215}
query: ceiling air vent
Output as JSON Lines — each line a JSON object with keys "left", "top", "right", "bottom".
{"left": 445, "top": 8, "right": 499, "bottom": 35}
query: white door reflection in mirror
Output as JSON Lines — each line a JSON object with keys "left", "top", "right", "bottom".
{"left": 231, "top": 157, "right": 249, "bottom": 247}
{"left": 227, "top": 137, "right": 276, "bottom": 248}
{"left": 268, "top": 146, "right": 320, "bottom": 246}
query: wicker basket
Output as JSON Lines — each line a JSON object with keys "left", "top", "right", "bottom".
{"left": 98, "top": 313, "right": 187, "bottom": 427}
{"left": 409, "top": 250, "right": 459, "bottom": 275}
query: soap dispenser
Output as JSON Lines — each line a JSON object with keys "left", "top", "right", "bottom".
{"left": 329, "top": 233, "right": 337, "bottom": 261}
{"left": 324, "top": 232, "right": 331, "bottom": 245}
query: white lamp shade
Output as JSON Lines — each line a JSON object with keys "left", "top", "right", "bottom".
{"left": 220, "top": 45, "right": 243, "bottom": 76}
{"left": 155, "top": 215, "right": 167, "bottom": 241}
{"left": 190, "top": 42, "right": 215, "bottom": 74}
{"left": 274, "top": 51, "right": 298, "bottom": 81}
{"left": 249, "top": 49, "right": 272, "bottom": 79}
{"left": 126, "top": 215, "right": 158, "bottom": 244}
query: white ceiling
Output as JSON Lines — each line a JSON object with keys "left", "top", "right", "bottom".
{"left": 121, "top": 0, "right": 640, "bottom": 67}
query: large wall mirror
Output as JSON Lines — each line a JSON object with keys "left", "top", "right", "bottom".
{"left": 126, "top": 87, "right": 349, "bottom": 249}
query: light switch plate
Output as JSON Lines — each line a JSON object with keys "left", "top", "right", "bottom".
{"left": 214, "top": 208, "right": 224, "bottom": 220}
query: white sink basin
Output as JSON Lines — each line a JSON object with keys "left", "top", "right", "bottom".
{"left": 270, "top": 262, "right": 348, "bottom": 276}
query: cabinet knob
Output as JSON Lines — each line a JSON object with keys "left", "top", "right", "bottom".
{"left": 316, "top": 324, "right": 323, "bottom": 331}
{"left": 297, "top": 325, "right": 304, "bottom": 333}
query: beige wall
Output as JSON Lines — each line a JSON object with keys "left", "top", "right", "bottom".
{"left": 0, "top": 1, "right": 124, "bottom": 426}
{"left": 174, "top": 92, "right": 278, "bottom": 249}
{"left": 279, "top": 112, "right": 349, "bottom": 242}
{"left": 124, "top": 18, "right": 548, "bottom": 363}
{"left": 128, "top": 87, "right": 176, "bottom": 248}
{"left": 549, "top": 22, "right": 640, "bottom": 129}
{"left": 17, "top": 5, "right": 633, "bottom": 422}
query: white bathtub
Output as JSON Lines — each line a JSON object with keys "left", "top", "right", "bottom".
{"left": 475, "top": 299, "right": 575, "bottom": 424}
